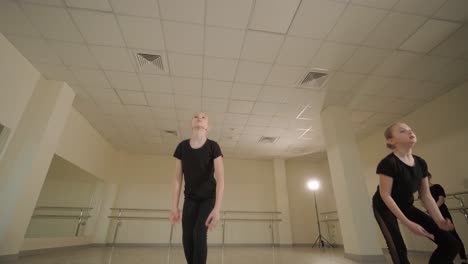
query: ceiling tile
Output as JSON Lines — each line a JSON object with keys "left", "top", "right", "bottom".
{"left": 85, "top": 87, "right": 120, "bottom": 103}
{"left": 235, "top": 61, "right": 272, "bottom": 84}
{"left": 326, "top": 72, "right": 366, "bottom": 92}
{"left": 174, "top": 95, "right": 201, "bottom": 110}
{"left": 231, "top": 83, "right": 262, "bottom": 100}
{"left": 206, "top": 0, "right": 252, "bottom": 29}
{"left": 399, "top": 19, "right": 461, "bottom": 53}
{"left": 257, "top": 86, "right": 292, "bottom": 103}
{"left": 204, "top": 57, "right": 238, "bottom": 81}
{"left": 251, "top": 102, "right": 285, "bottom": 115}
{"left": 327, "top": 5, "right": 387, "bottom": 44}
{"left": 243, "top": 125, "right": 267, "bottom": 135}
{"left": 434, "top": 0, "right": 468, "bottom": 22}
{"left": 145, "top": 93, "right": 175, "bottom": 107}
{"left": 65, "top": 0, "right": 112, "bottom": 11}
{"left": 117, "top": 90, "right": 148, "bottom": 105}
{"left": 351, "top": 110, "right": 375, "bottom": 123}
{"left": 0, "top": 0, "right": 41, "bottom": 37}
{"left": 5, "top": 35, "right": 62, "bottom": 65}
{"left": 168, "top": 53, "right": 203, "bottom": 78}
{"left": 71, "top": 68, "right": 111, "bottom": 88}
{"left": 203, "top": 80, "right": 232, "bottom": 98}
{"left": 228, "top": 100, "right": 255, "bottom": 114}
{"left": 241, "top": 31, "right": 284, "bottom": 63}
{"left": 105, "top": 71, "right": 142, "bottom": 91}
{"left": 247, "top": 115, "right": 273, "bottom": 126}
{"left": 203, "top": 98, "right": 229, "bottom": 112}
{"left": 49, "top": 41, "right": 99, "bottom": 68}
{"left": 353, "top": 75, "right": 391, "bottom": 95}
{"left": 151, "top": 107, "right": 177, "bottom": 119}
{"left": 70, "top": 9, "right": 125, "bottom": 47}
{"left": 308, "top": 42, "right": 357, "bottom": 70}
{"left": 431, "top": 25, "right": 468, "bottom": 58}
{"left": 110, "top": 0, "right": 159, "bottom": 17}
{"left": 23, "top": 4, "right": 83, "bottom": 42}
{"left": 158, "top": 0, "right": 205, "bottom": 24}
{"left": 399, "top": 55, "right": 452, "bottom": 81}
{"left": 224, "top": 113, "right": 249, "bottom": 125}
{"left": 249, "top": 0, "right": 301, "bottom": 34}
{"left": 172, "top": 77, "right": 202, "bottom": 96}
{"left": 276, "top": 37, "right": 321, "bottom": 66}
{"left": 289, "top": 0, "right": 346, "bottom": 39}
{"left": 22, "top": 0, "right": 65, "bottom": 6}
{"left": 393, "top": 0, "right": 446, "bottom": 16}
{"left": 364, "top": 12, "right": 426, "bottom": 49}
{"left": 372, "top": 51, "right": 422, "bottom": 77}
{"left": 163, "top": 21, "right": 203, "bottom": 55}
{"left": 341, "top": 47, "right": 392, "bottom": 74}
{"left": 266, "top": 65, "right": 304, "bottom": 86}
{"left": 139, "top": 74, "right": 172, "bottom": 93}
{"left": 205, "top": 26, "right": 245, "bottom": 59}
{"left": 350, "top": 0, "right": 398, "bottom": 9}
{"left": 35, "top": 64, "right": 80, "bottom": 85}
{"left": 89, "top": 45, "right": 134, "bottom": 72}
{"left": 118, "top": 16, "right": 164, "bottom": 50}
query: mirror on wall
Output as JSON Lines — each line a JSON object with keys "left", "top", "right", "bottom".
{"left": 25, "top": 155, "right": 103, "bottom": 238}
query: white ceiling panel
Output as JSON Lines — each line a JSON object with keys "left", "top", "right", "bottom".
{"left": 110, "top": 0, "right": 159, "bottom": 17}
{"left": 0, "top": 1, "right": 41, "bottom": 37}
{"left": 70, "top": 9, "right": 125, "bottom": 47}
{"left": 327, "top": 5, "right": 387, "bottom": 44}
{"left": 231, "top": 83, "right": 263, "bottom": 101}
{"left": 118, "top": 16, "right": 164, "bottom": 50}
{"left": 289, "top": 0, "right": 346, "bottom": 39}
{"left": 249, "top": 0, "right": 301, "bottom": 34}
{"left": 240, "top": 31, "right": 284, "bottom": 63}
{"left": 163, "top": 21, "right": 203, "bottom": 55}
{"left": 399, "top": 19, "right": 461, "bottom": 53}
{"left": 203, "top": 80, "right": 232, "bottom": 99}
{"left": 206, "top": 0, "right": 252, "bottom": 29}
{"left": 205, "top": 26, "right": 245, "bottom": 59}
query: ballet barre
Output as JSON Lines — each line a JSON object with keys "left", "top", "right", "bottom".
{"left": 32, "top": 206, "right": 93, "bottom": 237}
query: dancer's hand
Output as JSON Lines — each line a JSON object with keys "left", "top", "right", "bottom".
{"left": 170, "top": 208, "right": 180, "bottom": 224}
{"left": 406, "top": 221, "right": 434, "bottom": 240}
{"left": 436, "top": 218, "right": 454, "bottom": 231}
{"left": 205, "top": 209, "right": 220, "bottom": 231}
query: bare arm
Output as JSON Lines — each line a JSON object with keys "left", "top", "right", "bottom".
{"left": 205, "top": 156, "right": 224, "bottom": 230}
{"left": 213, "top": 156, "right": 225, "bottom": 211}
{"left": 170, "top": 159, "right": 183, "bottom": 224}
{"left": 435, "top": 196, "right": 445, "bottom": 207}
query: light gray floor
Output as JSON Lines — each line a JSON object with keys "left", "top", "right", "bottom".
{"left": 11, "top": 246, "right": 442, "bottom": 264}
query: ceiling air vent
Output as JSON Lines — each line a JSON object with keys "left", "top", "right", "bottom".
{"left": 163, "top": 130, "right": 178, "bottom": 137}
{"left": 135, "top": 53, "right": 165, "bottom": 72}
{"left": 258, "top": 136, "right": 278, "bottom": 144}
{"left": 299, "top": 70, "right": 329, "bottom": 89}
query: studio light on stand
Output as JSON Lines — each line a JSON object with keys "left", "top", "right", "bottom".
{"left": 307, "top": 179, "right": 333, "bottom": 249}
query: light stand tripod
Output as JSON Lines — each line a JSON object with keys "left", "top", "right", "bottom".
{"left": 311, "top": 191, "right": 333, "bottom": 248}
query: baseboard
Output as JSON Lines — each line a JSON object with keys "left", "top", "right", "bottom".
{"left": 292, "top": 243, "right": 343, "bottom": 248}
{"left": 344, "top": 252, "right": 385, "bottom": 263}
{"left": 101, "top": 242, "right": 289, "bottom": 248}
{"left": 19, "top": 244, "right": 92, "bottom": 257}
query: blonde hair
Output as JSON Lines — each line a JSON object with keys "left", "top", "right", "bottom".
{"left": 384, "top": 123, "right": 401, "bottom": 149}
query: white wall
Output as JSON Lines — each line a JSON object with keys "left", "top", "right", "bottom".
{"left": 108, "top": 153, "right": 278, "bottom": 245}
{"left": 285, "top": 155, "right": 342, "bottom": 245}
{"left": 0, "top": 33, "right": 40, "bottom": 160}
{"left": 359, "top": 82, "right": 468, "bottom": 252}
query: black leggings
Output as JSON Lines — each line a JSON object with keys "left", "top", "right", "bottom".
{"left": 373, "top": 204, "right": 460, "bottom": 264}
{"left": 182, "top": 198, "right": 215, "bottom": 264}
{"left": 446, "top": 214, "right": 467, "bottom": 260}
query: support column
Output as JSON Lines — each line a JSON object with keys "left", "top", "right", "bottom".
{"left": 320, "top": 106, "right": 383, "bottom": 262}
{"left": 92, "top": 183, "right": 118, "bottom": 244}
{"left": 273, "top": 159, "right": 293, "bottom": 245}
{"left": 0, "top": 79, "right": 75, "bottom": 259}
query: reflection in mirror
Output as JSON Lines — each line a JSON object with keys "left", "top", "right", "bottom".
{"left": 25, "top": 154, "right": 103, "bottom": 238}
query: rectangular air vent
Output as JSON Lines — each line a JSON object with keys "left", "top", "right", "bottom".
{"left": 258, "top": 136, "right": 278, "bottom": 144}
{"left": 299, "top": 70, "right": 329, "bottom": 89}
{"left": 135, "top": 53, "right": 165, "bottom": 72}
